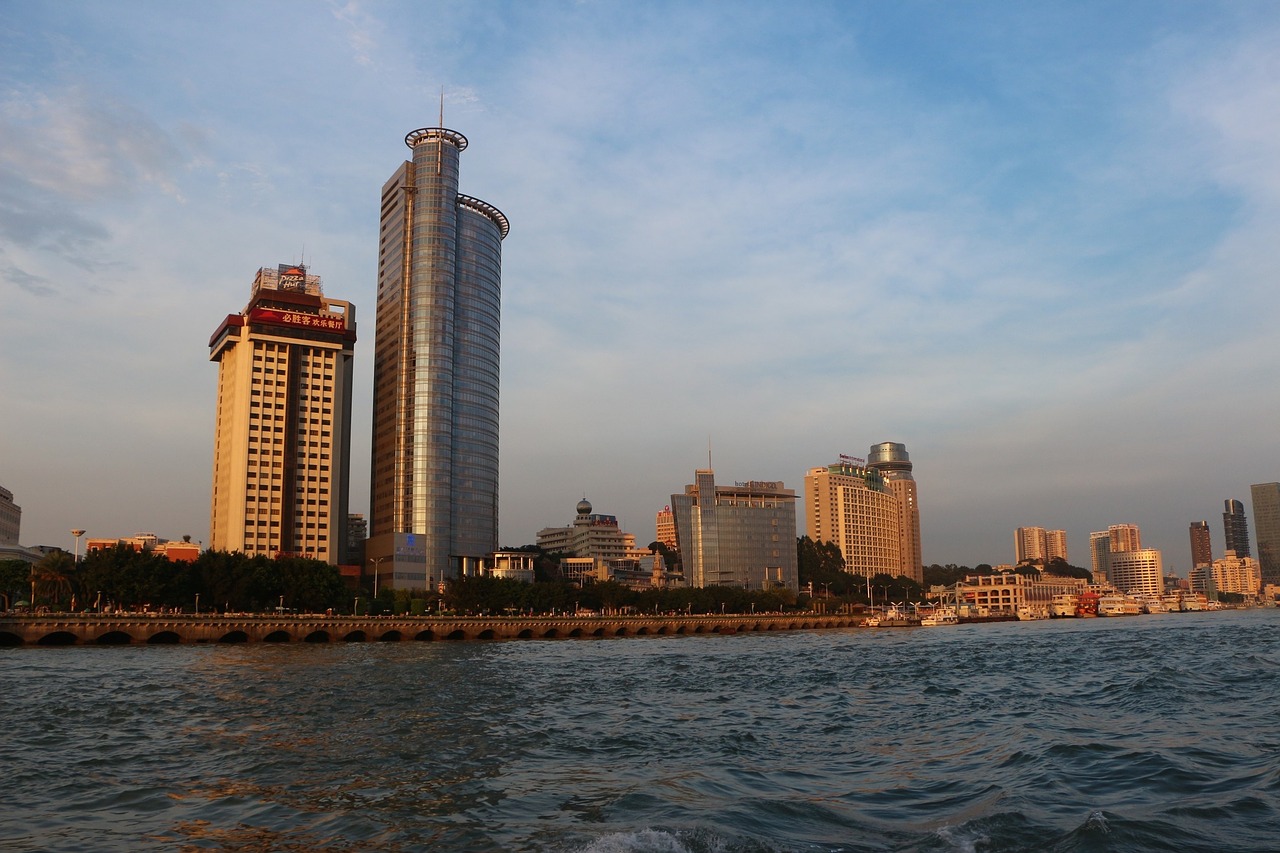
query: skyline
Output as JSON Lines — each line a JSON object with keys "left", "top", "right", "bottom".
{"left": 3, "top": 2, "right": 1280, "bottom": 571}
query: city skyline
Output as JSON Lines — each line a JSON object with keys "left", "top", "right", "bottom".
{"left": 4, "top": 3, "right": 1280, "bottom": 569}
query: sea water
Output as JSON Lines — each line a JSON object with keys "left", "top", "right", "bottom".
{"left": 2, "top": 609, "right": 1277, "bottom": 852}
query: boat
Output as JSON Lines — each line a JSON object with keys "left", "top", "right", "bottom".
{"left": 1138, "top": 594, "right": 1167, "bottom": 614}
{"left": 1075, "top": 591, "right": 1100, "bottom": 618}
{"left": 920, "top": 606, "right": 959, "bottom": 626}
{"left": 1049, "top": 593, "right": 1078, "bottom": 618}
{"left": 1016, "top": 605, "right": 1046, "bottom": 621}
{"left": 1098, "top": 594, "right": 1141, "bottom": 616}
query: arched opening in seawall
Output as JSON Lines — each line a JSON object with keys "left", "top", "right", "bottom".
{"left": 37, "top": 631, "right": 77, "bottom": 646}
{"left": 96, "top": 631, "right": 133, "bottom": 645}
{"left": 147, "top": 632, "right": 181, "bottom": 645}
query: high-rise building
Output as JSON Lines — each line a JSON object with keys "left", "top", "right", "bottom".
{"left": 806, "top": 457, "right": 901, "bottom": 580}
{"left": 0, "top": 486, "right": 19, "bottom": 545}
{"left": 367, "top": 123, "right": 509, "bottom": 591}
{"left": 654, "top": 505, "right": 677, "bottom": 550}
{"left": 1045, "top": 529, "right": 1068, "bottom": 564}
{"left": 866, "top": 442, "right": 923, "bottom": 583}
{"left": 1189, "top": 520, "right": 1212, "bottom": 568}
{"left": 1250, "top": 483, "right": 1280, "bottom": 586}
{"left": 1108, "top": 523, "right": 1142, "bottom": 553}
{"left": 1014, "top": 527, "right": 1047, "bottom": 565}
{"left": 209, "top": 264, "right": 355, "bottom": 563}
{"left": 1089, "top": 530, "right": 1111, "bottom": 583}
{"left": 671, "top": 469, "right": 797, "bottom": 590}
{"left": 1223, "top": 499, "right": 1251, "bottom": 558}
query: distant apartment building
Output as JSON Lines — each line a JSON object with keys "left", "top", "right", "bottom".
{"left": 0, "top": 486, "right": 19, "bottom": 545}
{"left": 866, "top": 442, "right": 924, "bottom": 583}
{"left": 537, "top": 499, "right": 636, "bottom": 560}
{"left": 805, "top": 456, "right": 901, "bottom": 580}
{"left": 1189, "top": 520, "right": 1212, "bottom": 568}
{"left": 1014, "top": 527, "right": 1068, "bottom": 565}
{"left": 1089, "top": 531, "right": 1111, "bottom": 583}
{"left": 1189, "top": 551, "right": 1261, "bottom": 597}
{"left": 1223, "top": 499, "right": 1251, "bottom": 558}
{"left": 1250, "top": 483, "right": 1280, "bottom": 586}
{"left": 671, "top": 469, "right": 797, "bottom": 591}
{"left": 208, "top": 264, "right": 355, "bottom": 564}
{"left": 1108, "top": 523, "right": 1142, "bottom": 553}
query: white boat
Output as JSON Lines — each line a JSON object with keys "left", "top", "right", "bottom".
{"left": 1016, "top": 605, "right": 1046, "bottom": 621}
{"left": 920, "top": 606, "right": 958, "bottom": 626}
{"left": 1138, "top": 594, "right": 1167, "bottom": 614}
{"left": 1049, "top": 594, "right": 1078, "bottom": 618}
{"left": 1098, "top": 594, "right": 1141, "bottom": 616}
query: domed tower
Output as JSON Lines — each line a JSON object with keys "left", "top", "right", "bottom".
{"left": 576, "top": 498, "right": 593, "bottom": 517}
{"left": 867, "top": 442, "right": 923, "bottom": 583}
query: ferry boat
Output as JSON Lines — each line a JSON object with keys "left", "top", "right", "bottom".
{"left": 1049, "top": 594, "right": 1078, "bottom": 618}
{"left": 1138, "top": 594, "right": 1167, "bottom": 614}
{"left": 1098, "top": 594, "right": 1141, "bottom": 616}
{"left": 1180, "top": 593, "right": 1207, "bottom": 612}
{"left": 1075, "top": 590, "right": 1100, "bottom": 618}
{"left": 1017, "top": 605, "right": 1046, "bottom": 621}
{"left": 920, "top": 606, "right": 959, "bottom": 627}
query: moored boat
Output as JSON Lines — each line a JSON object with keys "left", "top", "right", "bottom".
{"left": 920, "top": 606, "right": 959, "bottom": 626}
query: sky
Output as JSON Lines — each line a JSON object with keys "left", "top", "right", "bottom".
{"left": 2, "top": 1, "right": 1278, "bottom": 572}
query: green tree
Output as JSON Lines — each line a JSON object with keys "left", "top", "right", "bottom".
{"left": 31, "top": 550, "right": 77, "bottom": 610}
{"left": 0, "top": 559, "right": 29, "bottom": 608}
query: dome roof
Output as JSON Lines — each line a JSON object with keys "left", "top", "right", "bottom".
{"left": 576, "top": 498, "right": 593, "bottom": 516}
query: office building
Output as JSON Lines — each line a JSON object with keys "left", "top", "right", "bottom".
{"left": 1189, "top": 520, "right": 1212, "bottom": 568}
{"left": 1251, "top": 483, "right": 1280, "bottom": 586}
{"left": 806, "top": 457, "right": 901, "bottom": 580}
{"left": 537, "top": 499, "right": 636, "bottom": 560}
{"left": 209, "top": 264, "right": 355, "bottom": 564}
{"left": 866, "top": 442, "right": 923, "bottom": 583}
{"left": 655, "top": 505, "right": 677, "bottom": 550}
{"left": 1223, "top": 499, "right": 1251, "bottom": 558}
{"left": 367, "top": 122, "right": 509, "bottom": 591}
{"left": 671, "top": 469, "right": 797, "bottom": 590}
{"left": 0, "top": 486, "right": 18, "bottom": 545}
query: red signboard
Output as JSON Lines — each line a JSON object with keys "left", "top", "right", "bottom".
{"left": 250, "top": 308, "right": 345, "bottom": 332}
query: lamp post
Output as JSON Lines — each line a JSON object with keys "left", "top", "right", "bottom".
{"left": 368, "top": 555, "right": 389, "bottom": 601}
{"left": 71, "top": 529, "right": 85, "bottom": 563}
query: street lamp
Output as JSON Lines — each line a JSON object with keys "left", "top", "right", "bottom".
{"left": 71, "top": 529, "right": 85, "bottom": 563}
{"left": 368, "top": 555, "right": 389, "bottom": 600}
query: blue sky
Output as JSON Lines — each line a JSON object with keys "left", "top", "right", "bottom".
{"left": 2, "top": 1, "right": 1278, "bottom": 571}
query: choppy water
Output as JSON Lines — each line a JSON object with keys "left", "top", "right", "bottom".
{"left": 2, "top": 610, "right": 1279, "bottom": 852}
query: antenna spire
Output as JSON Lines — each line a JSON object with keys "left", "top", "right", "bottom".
{"left": 439, "top": 87, "right": 445, "bottom": 127}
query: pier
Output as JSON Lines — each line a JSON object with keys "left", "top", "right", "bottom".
{"left": 0, "top": 612, "right": 862, "bottom": 646}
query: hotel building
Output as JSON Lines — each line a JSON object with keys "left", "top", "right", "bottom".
{"left": 805, "top": 457, "right": 902, "bottom": 580}
{"left": 1189, "top": 551, "right": 1261, "bottom": 597}
{"left": 1106, "top": 548, "right": 1163, "bottom": 596}
{"left": 866, "top": 442, "right": 923, "bottom": 583}
{"left": 671, "top": 469, "right": 798, "bottom": 590}
{"left": 367, "top": 123, "right": 508, "bottom": 591}
{"left": 537, "top": 499, "right": 636, "bottom": 560}
{"left": 1250, "top": 483, "right": 1280, "bottom": 586}
{"left": 208, "top": 264, "right": 355, "bottom": 564}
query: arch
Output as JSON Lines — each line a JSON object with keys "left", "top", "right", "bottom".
{"left": 693, "top": 625, "right": 705, "bottom": 634}
{"left": 342, "top": 630, "right": 367, "bottom": 642}
{"left": 263, "top": 630, "right": 292, "bottom": 643}
{"left": 592, "top": 627, "right": 606, "bottom": 637}
{"left": 542, "top": 628, "right": 559, "bottom": 639}
{"left": 146, "top": 631, "right": 181, "bottom": 645}
{"left": 37, "top": 631, "right": 77, "bottom": 646}
{"left": 446, "top": 629, "right": 466, "bottom": 641}
{"left": 567, "top": 628, "right": 583, "bottom": 637}
{"left": 710, "top": 626, "right": 722, "bottom": 634}
{"left": 218, "top": 630, "right": 249, "bottom": 644}
{"left": 615, "top": 627, "right": 628, "bottom": 637}
{"left": 377, "top": 630, "right": 403, "bottom": 642}
{"left": 635, "top": 626, "right": 649, "bottom": 636}
{"left": 767, "top": 623, "right": 779, "bottom": 631}
{"left": 477, "top": 629, "right": 496, "bottom": 640}
{"left": 414, "top": 629, "right": 436, "bottom": 641}
{"left": 95, "top": 631, "right": 133, "bottom": 645}
{"left": 304, "top": 631, "right": 331, "bottom": 643}
{"left": 657, "top": 626, "right": 670, "bottom": 635}
{"left": 676, "top": 625, "right": 689, "bottom": 634}
{"left": 0, "top": 632, "right": 22, "bottom": 647}
{"left": 517, "top": 629, "right": 534, "bottom": 639}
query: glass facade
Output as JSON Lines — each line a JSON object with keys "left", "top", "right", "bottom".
{"left": 369, "top": 127, "right": 508, "bottom": 589}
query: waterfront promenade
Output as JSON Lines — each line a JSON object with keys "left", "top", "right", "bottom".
{"left": 0, "top": 611, "right": 861, "bottom": 646}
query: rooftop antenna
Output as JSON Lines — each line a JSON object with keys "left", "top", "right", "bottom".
{"left": 708, "top": 437, "right": 713, "bottom": 471}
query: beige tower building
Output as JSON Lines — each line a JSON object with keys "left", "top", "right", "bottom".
{"left": 866, "top": 442, "right": 923, "bottom": 583}
{"left": 209, "top": 264, "right": 355, "bottom": 564}
{"left": 806, "top": 456, "right": 902, "bottom": 580}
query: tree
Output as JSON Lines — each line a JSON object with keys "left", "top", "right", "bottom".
{"left": 31, "top": 550, "right": 77, "bottom": 610}
{"left": 1045, "top": 557, "right": 1092, "bottom": 581}
{"left": 0, "top": 559, "right": 29, "bottom": 608}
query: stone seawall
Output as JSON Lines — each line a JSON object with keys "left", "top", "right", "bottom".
{"left": 0, "top": 612, "right": 862, "bottom": 646}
